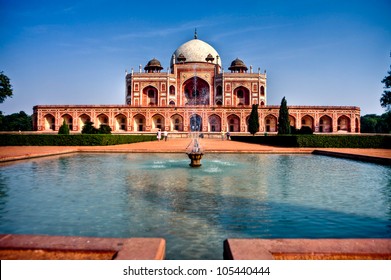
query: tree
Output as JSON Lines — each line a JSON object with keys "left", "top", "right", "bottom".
{"left": 380, "top": 64, "right": 391, "bottom": 111}
{"left": 58, "top": 119, "right": 70, "bottom": 135}
{"left": 381, "top": 53, "right": 391, "bottom": 111}
{"left": 278, "top": 96, "right": 291, "bottom": 134}
{"left": 0, "top": 111, "right": 32, "bottom": 131}
{"left": 248, "top": 104, "right": 259, "bottom": 135}
{"left": 0, "top": 71, "right": 13, "bottom": 103}
{"left": 361, "top": 113, "right": 391, "bottom": 133}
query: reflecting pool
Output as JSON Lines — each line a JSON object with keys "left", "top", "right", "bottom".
{"left": 0, "top": 153, "right": 390, "bottom": 259}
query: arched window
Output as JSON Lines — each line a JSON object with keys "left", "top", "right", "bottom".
{"left": 169, "top": 85, "right": 175, "bottom": 96}
{"left": 216, "top": 85, "right": 222, "bottom": 96}
{"left": 260, "top": 86, "right": 265, "bottom": 96}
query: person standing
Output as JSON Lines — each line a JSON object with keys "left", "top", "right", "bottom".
{"left": 157, "top": 129, "right": 161, "bottom": 141}
{"left": 163, "top": 130, "right": 168, "bottom": 141}
{"left": 226, "top": 131, "right": 230, "bottom": 140}
{"left": 221, "top": 130, "right": 225, "bottom": 140}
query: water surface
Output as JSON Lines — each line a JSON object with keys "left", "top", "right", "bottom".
{"left": 0, "top": 153, "right": 390, "bottom": 259}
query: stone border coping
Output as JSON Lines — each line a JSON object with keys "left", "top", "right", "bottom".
{"left": 224, "top": 239, "right": 391, "bottom": 260}
{"left": 313, "top": 150, "right": 391, "bottom": 165}
{"left": 0, "top": 234, "right": 166, "bottom": 260}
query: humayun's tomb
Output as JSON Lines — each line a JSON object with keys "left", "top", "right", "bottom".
{"left": 33, "top": 31, "right": 360, "bottom": 133}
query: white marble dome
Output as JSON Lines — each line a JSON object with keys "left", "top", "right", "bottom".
{"left": 171, "top": 38, "right": 222, "bottom": 67}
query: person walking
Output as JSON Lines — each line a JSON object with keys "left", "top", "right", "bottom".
{"left": 163, "top": 130, "right": 168, "bottom": 141}
{"left": 157, "top": 129, "right": 161, "bottom": 141}
{"left": 226, "top": 131, "right": 231, "bottom": 140}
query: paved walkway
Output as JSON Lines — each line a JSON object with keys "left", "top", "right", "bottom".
{"left": 0, "top": 138, "right": 390, "bottom": 164}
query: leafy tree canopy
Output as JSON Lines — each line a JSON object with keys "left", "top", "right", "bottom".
{"left": 380, "top": 57, "right": 391, "bottom": 111}
{"left": 0, "top": 71, "right": 13, "bottom": 103}
{"left": 0, "top": 111, "right": 32, "bottom": 131}
{"left": 360, "top": 112, "right": 391, "bottom": 133}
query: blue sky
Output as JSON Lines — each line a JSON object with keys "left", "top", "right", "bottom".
{"left": 1, "top": 0, "right": 390, "bottom": 115}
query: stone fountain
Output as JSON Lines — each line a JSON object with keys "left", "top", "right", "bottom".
{"left": 187, "top": 137, "right": 203, "bottom": 167}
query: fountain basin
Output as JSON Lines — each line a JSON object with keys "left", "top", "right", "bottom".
{"left": 187, "top": 152, "right": 203, "bottom": 167}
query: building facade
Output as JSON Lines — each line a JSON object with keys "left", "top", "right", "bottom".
{"left": 33, "top": 33, "right": 360, "bottom": 133}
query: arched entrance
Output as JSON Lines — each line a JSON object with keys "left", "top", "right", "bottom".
{"left": 227, "top": 114, "right": 240, "bottom": 132}
{"left": 133, "top": 114, "right": 146, "bottom": 131}
{"left": 355, "top": 118, "right": 360, "bottom": 132}
{"left": 143, "top": 86, "right": 158, "bottom": 106}
{"left": 97, "top": 114, "right": 109, "bottom": 128}
{"left": 152, "top": 114, "right": 164, "bottom": 131}
{"left": 208, "top": 114, "right": 221, "bottom": 132}
{"left": 289, "top": 115, "right": 296, "bottom": 129}
{"left": 190, "top": 114, "right": 202, "bottom": 131}
{"left": 61, "top": 114, "right": 73, "bottom": 131}
{"left": 265, "top": 114, "right": 277, "bottom": 132}
{"left": 233, "top": 86, "right": 250, "bottom": 106}
{"left": 79, "top": 114, "right": 90, "bottom": 132}
{"left": 301, "top": 115, "right": 314, "bottom": 131}
{"left": 171, "top": 114, "right": 183, "bottom": 131}
{"left": 337, "top": 115, "right": 351, "bottom": 132}
{"left": 183, "top": 77, "right": 210, "bottom": 105}
{"left": 44, "top": 114, "right": 55, "bottom": 130}
{"left": 115, "top": 114, "right": 127, "bottom": 131}
{"left": 319, "top": 115, "right": 332, "bottom": 132}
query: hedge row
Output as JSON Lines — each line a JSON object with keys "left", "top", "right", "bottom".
{"left": 231, "top": 135, "right": 391, "bottom": 148}
{"left": 0, "top": 134, "right": 157, "bottom": 146}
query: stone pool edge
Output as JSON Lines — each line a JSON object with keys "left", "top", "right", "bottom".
{"left": 0, "top": 234, "right": 166, "bottom": 260}
{"left": 313, "top": 150, "right": 391, "bottom": 165}
{"left": 1, "top": 146, "right": 390, "bottom": 166}
{"left": 224, "top": 239, "right": 391, "bottom": 260}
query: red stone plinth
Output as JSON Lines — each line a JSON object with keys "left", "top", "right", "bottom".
{"left": 0, "top": 234, "right": 165, "bottom": 260}
{"left": 224, "top": 239, "right": 391, "bottom": 260}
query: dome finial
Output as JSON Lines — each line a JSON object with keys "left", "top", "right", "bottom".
{"left": 194, "top": 28, "right": 198, "bottom": 39}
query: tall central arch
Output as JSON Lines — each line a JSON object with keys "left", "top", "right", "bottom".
{"left": 183, "top": 77, "right": 210, "bottom": 105}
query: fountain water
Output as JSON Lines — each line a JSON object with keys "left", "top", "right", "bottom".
{"left": 186, "top": 67, "right": 204, "bottom": 167}
{"left": 186, "top": 135, "right": 203, "bottom": 167}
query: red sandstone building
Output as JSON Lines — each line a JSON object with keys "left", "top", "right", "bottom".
{"left": 33, "top": 33, "right": 360, "bottom": 133}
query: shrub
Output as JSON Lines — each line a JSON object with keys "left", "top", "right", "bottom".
{"left": 58, "top": 120, "right": 70, "bottom": 135}
{"left": 231, "top": 135, "right": 391, "bottom": 148}
{"left": 98, "top": 124, "right": 112, "bottom": 134}
{"left": 0, "top": 134, "right": 157, "bottom": 146}
{"left": 81, "top": 121, "right": 98, "bottom": 134}
{"left": 298, "top": 126, "right": 313, "bottom": 135}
